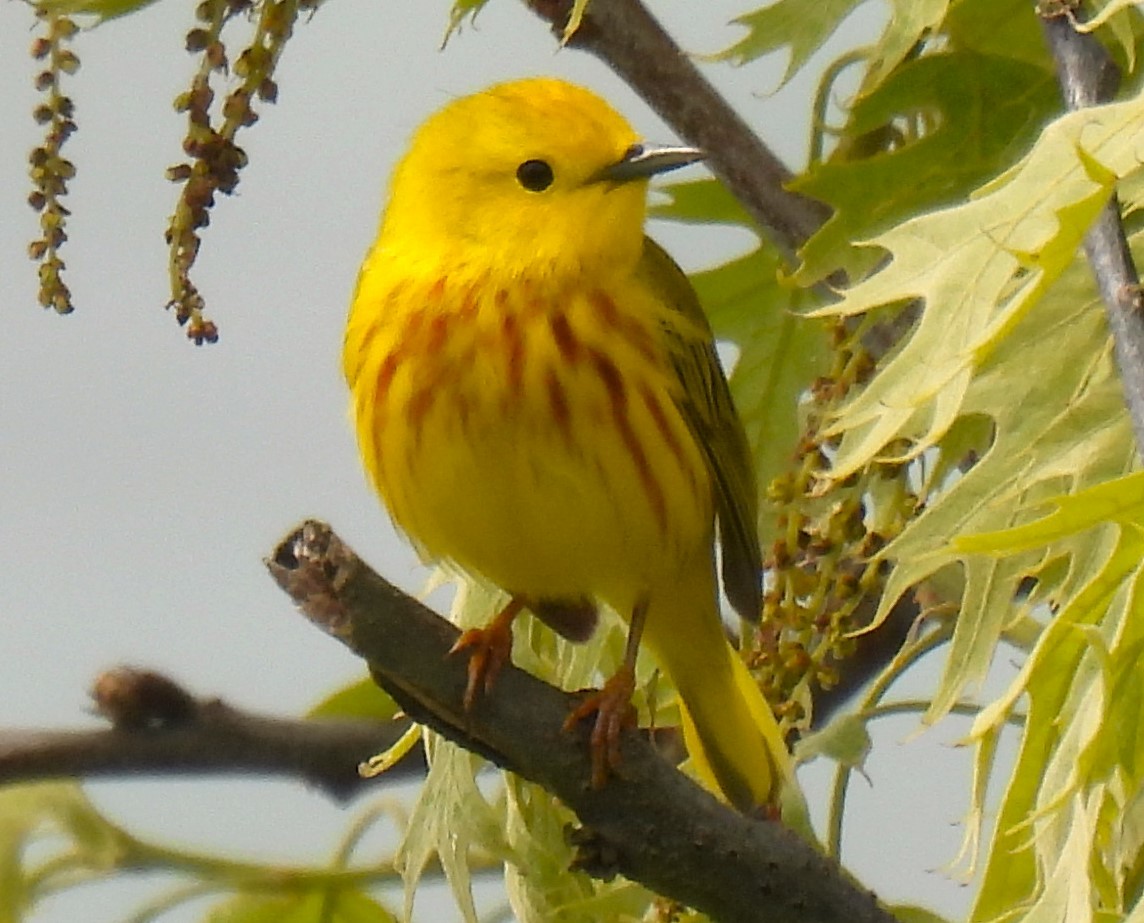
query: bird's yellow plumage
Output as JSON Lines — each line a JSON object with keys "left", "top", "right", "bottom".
{"left": 344, "top": 78, "right": 792, "bottom": 811}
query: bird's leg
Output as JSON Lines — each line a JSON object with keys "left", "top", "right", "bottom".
{"left": 449, "top": 597, "right": 525, "bottom": 710}
{"left": 563, "top": 597, "right": 648, "bottom": 788}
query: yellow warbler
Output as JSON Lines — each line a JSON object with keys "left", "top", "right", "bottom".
{"left": 344, "top": 78, "right": 792, "bottom": 812}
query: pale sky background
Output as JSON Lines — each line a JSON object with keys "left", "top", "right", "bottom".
{"left": 0, "top": 2, "right": 1019, "bottom": 920}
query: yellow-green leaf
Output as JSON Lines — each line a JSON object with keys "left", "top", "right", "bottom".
{"left": 816, "top": 95, "right": 1143, "bottom": 479}
{"left": 793, "top": 712, "right": 872, "bottom": 769}
{"left": 717, "top": 0, "right": 866, "bottom": 85}
{"left": 793, "top": 52, "right": 1058, "bottom": 284}
{"left": 957, "top": 471, "right": 1144, "bottom": 555}
{"left": 652, "top": 177, "right": 755, "bottom": 229}
{"left": 308, "top": 676, "right": 402, "bottom": 722}
{"left": 35, "top": 0, "right": 160, "bottom": 21}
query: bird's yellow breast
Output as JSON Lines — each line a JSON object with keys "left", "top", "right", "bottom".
{"left": 344, "top": 255, "right": 713, "bottom": 615}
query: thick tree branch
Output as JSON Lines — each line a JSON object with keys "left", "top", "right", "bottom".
{"left": 526, "top": 0, "right": 829, "bottom": 260}
{"left": 0, "top": 667, "right": 420, "bottom": 799}
{"left": 267, "top": 519, "right": 894, "bottom": 923}
{"left": 1040, "top": 5, "right": 1144, "bottom": 456}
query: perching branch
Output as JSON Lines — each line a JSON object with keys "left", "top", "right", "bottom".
{"left": 1040, "top": 4, "right": 1144, "bottom": 457}
{"left": 0, "top": 667, "right": 420, "bottom": 799}
{"left": 267, "top": 519, "right": 894, "bottom": 923}
{"left": 525, "top": 0, "right": 829, "bottom": 260}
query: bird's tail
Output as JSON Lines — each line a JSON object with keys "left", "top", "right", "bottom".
{"left": 675, "top": 644, "right": 793, "bottom": 812}
{"left": 643, "top": 573, "right": 794, "bottom": 813}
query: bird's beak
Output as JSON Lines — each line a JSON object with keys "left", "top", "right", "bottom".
{"left": 592, "top": 143, "right": 705, "bottom": 184}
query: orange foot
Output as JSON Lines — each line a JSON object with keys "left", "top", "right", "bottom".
{"left": 563, "top": 665, "right": 638, "bottom": 789}
{"left": 448, "top": 598, "right": 524, "bottom": 710}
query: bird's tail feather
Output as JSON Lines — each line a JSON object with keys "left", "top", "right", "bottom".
{"left": 643, "top": 572, "right": 793, "bottom": 813}
{"left": 676, "top": 646, "right": 793, "bottom": 812}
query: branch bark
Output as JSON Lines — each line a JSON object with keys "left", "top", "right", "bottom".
{"left": 1040, "top": 4, "right": 1144, "bottom": 457}
{"left": 0, "top": 667, "right": 420, "bottom": 799}
{"left": 267, "top": 519, "right": 894, "bottom": 923}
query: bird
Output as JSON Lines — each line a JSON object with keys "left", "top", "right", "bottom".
{"left": 343, "top": 77, "right": 793, "bottom": 812}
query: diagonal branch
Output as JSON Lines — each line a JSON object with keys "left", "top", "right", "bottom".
{"left": 0, "top": 667, "right": 420, "bottom": 799}
{"left": 1040, "top": 4, "right": 1144, "bottom": 457}
{"left": 267, "top": 519, "right": 895, "bottom": 923}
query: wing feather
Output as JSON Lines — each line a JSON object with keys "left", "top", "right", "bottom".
{"left": 636, "top": 236, "right": 762, "bottom": 621}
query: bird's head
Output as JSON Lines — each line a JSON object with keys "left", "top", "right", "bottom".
{"left": 378, "top": 78, "right": 702, "bottom": 280}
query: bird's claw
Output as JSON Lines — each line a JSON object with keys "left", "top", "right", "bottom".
{"left": 449, "top": 622, "right": 513, "bottom": 711}
{"left": 563, "top": 666, "right": 637, "bottom": 788}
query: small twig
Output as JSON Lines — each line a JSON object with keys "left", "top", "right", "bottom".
{"left": 267, "top": 519, "right": 895, "bottom": 923}
{"left": 0, "top": 667, "right": 419, "bottom": 799}
{"left": 824, "top": 621, "right": 952, "bottom": 858}
{"left": 1040, "top": 5, "right": 1144, "bottom": 457}
{"left": 525, "top": 0, "right": 829, "bottom": 259}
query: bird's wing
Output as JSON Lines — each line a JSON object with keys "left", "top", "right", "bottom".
{"left": 635, "top": 236, "right": 762, "bottom": 622}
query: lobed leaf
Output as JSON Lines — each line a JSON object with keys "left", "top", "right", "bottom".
{"left": 807, "top": 65, "right": 1144, "bottom": 918}
{"left": 444, "top": 0, "right": 491, "bottom": 43}
{"left": 814, "top": 93, "right": 1144, "bottom": 479}
{"left": 652, "top": 177, "right": 755, "bottom": 228}
{"left": 966, "top": 527, "right": 1144, "bottom": 921}
{"left": 793, "top": 51, "right": 1058, "bottom": 284}
{"left": 716, "top": 0, "right": 868, "bottom": 85}
{"left": 717, "top": 0, "right": 953, "bottom": 94}
{"left": 863, "top": 0, "right": 950, "bottom": 89}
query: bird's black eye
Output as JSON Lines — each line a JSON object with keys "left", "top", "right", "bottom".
{"left": 516, "top": 159, "right": 554, "bottom": 192}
